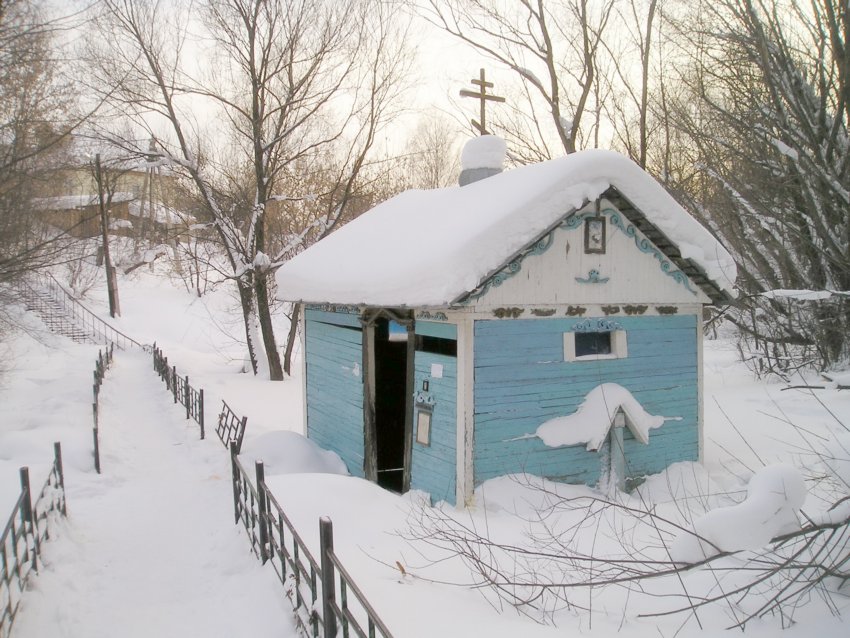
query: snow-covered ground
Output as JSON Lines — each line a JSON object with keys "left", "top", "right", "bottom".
{"left": 1, "top": 267, "right": 848, "bottom": 637}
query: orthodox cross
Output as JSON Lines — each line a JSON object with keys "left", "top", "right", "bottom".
{"left": 459, "top": 68, "right": 505, "bottom": 135}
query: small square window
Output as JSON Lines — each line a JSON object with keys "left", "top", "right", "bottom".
{"left": 564, "top": 329, "right": 628, "bottom": 361}
{"left": 575, "top": 331, "right": 611, "bottom": 356}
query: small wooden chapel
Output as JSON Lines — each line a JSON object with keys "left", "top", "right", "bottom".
{"left": 275, "top": 76, "right": 735, "bottom": 505}
{"left": 274, "top": 132, "right": 736, "bottom": 506}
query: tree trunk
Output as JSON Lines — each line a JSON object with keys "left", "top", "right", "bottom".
{"left": 283, "top": 302, "right": 300, "bottom": 376}
{"left": 95, "top": 154, "right": 120, "bottom": 318}
{"left": 237, "top": 279, "right": 259, "bottom": 375}
{"left": 254, "top": 271, "right": 284, "bottom": 380}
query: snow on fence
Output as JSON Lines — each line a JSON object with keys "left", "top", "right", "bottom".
{"left": 91, "top": 345, "right": 115, "bottom": 474}
{"left": 229, "top": 443, "right": 394, "bottom": 638}
{"left": 0, "top": 443, "right": 67, "bottom": 638}
{"left": 216, "top": 401, "right": 248, "bottom": 454}
{"left": 151, "top": 344, "right": 205, "bottom": 440}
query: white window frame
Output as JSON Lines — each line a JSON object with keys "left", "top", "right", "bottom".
{"left": 564, "top": 329, "right": 628, "bottom": 362}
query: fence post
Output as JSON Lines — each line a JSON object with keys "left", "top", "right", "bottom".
{"left": 184, "top": 375, "right": 190, "bottom": 419}
{"left": 93, "top": 425, "right": 101, "bottom": 474}
{"left": 199, "top": 389, "right": 205, "bottom": 440}
{"left": 19, "top": 467, "right": 38, "bottom": 572}
{"left": 320, "top": 517, "right": 337, "bottom": 638}
{"left": 255, "top": 461, "right": 268, "bottom": 564}
{"left": 172, "top": 365, "right": 178, "bottom": 403}
{"left": 54, "top": 442, "right": 66, "bottom": 516}
{"left": 230, "top": 441, "right": 240, "bottom": 525}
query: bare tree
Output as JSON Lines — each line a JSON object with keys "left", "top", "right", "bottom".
{"left": 423, "top": 0, "right": 615, "bottom": 159}
{"left": 661, "top": 0, "right": 850, "bottom": 372}
{"left": 604, "top": 0, "right": 659, "bottom": 169}
{"left": 89, "top": 0, "right": 410, "bottom": 379}
{"left": 0, "top": 0, "right": 86, "bottom": 288}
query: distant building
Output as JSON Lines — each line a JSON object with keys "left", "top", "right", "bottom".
{"left": 32, "top": 136, "right": 191, "bottom": 240}
{"left": 275, "top": 137, "right": 737, "bottom": 506}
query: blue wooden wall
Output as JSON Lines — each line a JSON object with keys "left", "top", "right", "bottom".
{"left": 473, "top": 315, "right": 699, "bottom": 486}
{"left": 410, "top": 321, "right": 458, "bottom": 503}
{"left": 304, "top": 309, "right": 365, "bottom": 477}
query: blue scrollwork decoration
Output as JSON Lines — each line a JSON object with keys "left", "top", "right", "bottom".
{"left": 571, "top": 318, "right": 623, "bottom": 332}
{"left": 461, "top": 231, "right": 555, "bottom": 303}
{"left": 459, "top": 202, "right": 698, "bottom": 304}
{"left": 602, "top": 207, "right": 698, "bottom": 295}
{"left": 414, "top": 390, "right": 436, "bottom": 409}
{"left": 575, "top": 269, "right": 609, "bottom": 284}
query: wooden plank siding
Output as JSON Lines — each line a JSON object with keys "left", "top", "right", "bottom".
{"left": 304, "top": 310, "right": 365, "bottom": 478}
{"left": 472, "top": 315, "right": 699, "bottom": 486}
{"left": 410, "top": 351, "right": 458, "bottom": 503}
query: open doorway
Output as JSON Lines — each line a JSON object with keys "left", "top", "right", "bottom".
{"left": 372, "top": 317, "right": 411, "bottom": 492}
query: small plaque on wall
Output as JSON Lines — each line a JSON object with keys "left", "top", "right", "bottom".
{"left": 584, "top": 217, "right": 606, "bottom": 254}
{"left": 416, "top": 410, "right": 432, "bottom": 446}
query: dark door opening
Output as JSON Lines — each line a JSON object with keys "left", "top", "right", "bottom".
{"left": 373, "top": 318, "right": 410, "bottom": 492}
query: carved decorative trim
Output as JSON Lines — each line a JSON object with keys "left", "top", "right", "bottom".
{"left": 460, "top": 232, "right": 555, "bottom": 303}
{"left": 563, "top": 208, "right": 697, "bottom": 295}
{"left": 570, "top": 318, "right": 623, "bottom": 332}
{"left": 575, "top": 269, "right": 610, "bottom": 284}
{"left": 603, "top": 208, "right": 698, "bottom": 295}
{"left": 458, "top": 202, "right": 697, "bottom": 306}
{"left": 566, "top": 305, "right": 587, "bottom": 316}
{"left": 656, "top": 305, "right": 679, "bottom": 315}
{"left": 305, "top": 303, "right": 360, "bottom": 314}
{"left": 531, "top": 308, "right": 556, "bottom": 317}
{"left": 416, "top": 311, "right": 448, "bottom": 322}
{"left": 493, "top": 307, "right": 524, "bottom": 319}
{"left": 602, "top": 304, "right": 620, "bottom": 315}
{"left": 623, "top": 304, "right": 648, "bottom": 315}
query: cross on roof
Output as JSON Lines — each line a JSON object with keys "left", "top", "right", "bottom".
{"left": 459, "top": 68, "right": 505, "bottom": 135}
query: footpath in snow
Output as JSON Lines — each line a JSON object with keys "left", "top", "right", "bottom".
{"left": 12, "top": 350, "right": 296, "bottom": 638}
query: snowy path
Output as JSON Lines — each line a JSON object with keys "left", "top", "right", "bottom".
{"left": 12, "top": 351, "right": 296, "bottom": 638}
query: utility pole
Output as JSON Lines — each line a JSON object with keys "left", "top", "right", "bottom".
{"left": 94, "top": 154, "right": 121, "bottom": 318}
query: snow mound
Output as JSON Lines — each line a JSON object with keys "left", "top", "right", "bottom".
{"left": 669, "top": 464, "right": 806, "bottom": 563}
{"left": 460, "top": 135, "right": 506, "bottom": 170}
{"left": 240, "top": 431, "right": 348, "bottom": 477}
{"left": 474, "top": 473, "right": 597, "bottom": 517}
{"left": 535, "top": 383, "right": 665, "bottom": 450}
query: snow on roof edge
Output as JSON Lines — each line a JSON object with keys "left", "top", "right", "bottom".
{"left": 275, "top": 149, "right": 737, "bottom": 307}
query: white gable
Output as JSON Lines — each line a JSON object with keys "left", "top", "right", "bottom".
{"left": 468, "top": 201, "right": 712, "bottom": 307}
{"left": 275, "top": 150, "right": 736, "bottom": 307}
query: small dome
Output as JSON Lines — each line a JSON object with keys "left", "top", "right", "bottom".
{"left": 461, "top": 135, "right": 507, "bottom": 170}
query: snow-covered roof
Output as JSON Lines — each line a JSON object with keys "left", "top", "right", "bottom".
{"left": 33, "top": 193, "right": 136, "bottom": 210}
{"left": 128, "top": 200, "right": 194, "bottom": 225}
{"left": 275, "top": 149, "right": 737, "bottom": 307}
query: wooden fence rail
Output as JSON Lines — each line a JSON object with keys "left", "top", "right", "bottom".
{"left": 229, "top": 444, "right": 394, "bottom": 638}
{"left": 92, "top": 345, "right": 115, "bottom": 473}
{"left": 152, "top": 344, "right": 205, "bottom": 439}
{"left": 0, "top": 443, "right": 67, "bottom": 638}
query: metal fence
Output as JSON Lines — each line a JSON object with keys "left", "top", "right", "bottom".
{"left": 42, "top": 273, "right": 145, "bottom": 351}
{"left": 216, "top": 401, "right": 248, "bottom": 454}
{"left": 152, "top": 344, "right": 205, "bottom": 439}
{"left": 92, "top": 345, "right": 115, "bottom": 473}
{"left": 1, "top": 443, "right": 67, "bottom": 638}
{"left": 229, "top": 444, "right": 394, "bottom": 638}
